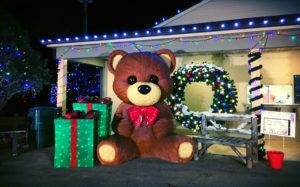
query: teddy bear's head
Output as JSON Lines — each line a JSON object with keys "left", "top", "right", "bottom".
{"left": 107, "top": 49, "right": 176, "bottom": 106}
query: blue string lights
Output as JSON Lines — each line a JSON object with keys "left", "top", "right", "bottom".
{"left": 40, "top": 14, "right": 300, "bottom": 45}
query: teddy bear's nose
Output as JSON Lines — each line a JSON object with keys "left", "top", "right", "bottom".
{"left": 138, "top": 85, "right": 151, "bottom": 95}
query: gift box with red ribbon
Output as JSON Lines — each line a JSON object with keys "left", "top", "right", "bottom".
{"left": 54, "top": 111, "right": 98, "bottom": 168}
{"left": 72, "top": 96, "right": 112, "bottom": 142}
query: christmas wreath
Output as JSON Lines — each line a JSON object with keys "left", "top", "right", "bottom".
{"left": 166, "top": 63, "right": 238, "bottom": 131}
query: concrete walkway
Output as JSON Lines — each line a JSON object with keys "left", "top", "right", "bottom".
{"left": 0, "top": 146, "right": 300, "bottom": 187}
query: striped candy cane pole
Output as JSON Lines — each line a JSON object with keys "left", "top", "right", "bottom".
{"left": 248, "top": 48, "right": 266, "bottom": 160}
{"left": 248, "top": 49, "right": 263, "bottom": 115}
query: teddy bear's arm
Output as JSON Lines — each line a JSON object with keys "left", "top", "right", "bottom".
{"left": 152, "top": 102, "right": 176, "bottom": 138}
{"left": 112, "top": 116, "right": 133, "bottom": 137}
{"left": 111, "top": 103, "right": 134, "bottom": 137}
{"left": 152, "top": 118, "right": 175, "bottom": 139}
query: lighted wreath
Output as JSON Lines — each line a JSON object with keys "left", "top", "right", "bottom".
{"left": 166, "top": 63, "right": 238, "bottom": 131}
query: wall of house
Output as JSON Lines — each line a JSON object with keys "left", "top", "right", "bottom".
{"left": 177, "top": 49, "right": 300, "bottom": 113}
{"left": 178, "top": 49, "right": 300, "bottom": 141}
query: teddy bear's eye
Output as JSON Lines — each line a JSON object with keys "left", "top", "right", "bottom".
{"left": 149, "top": 75, "right": 159, "bottom": 84}
{"left": 127, "top": 75, "right": 137, "bottom": 85}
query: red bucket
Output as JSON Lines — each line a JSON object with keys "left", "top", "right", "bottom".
{"left": 267, "top": 150, "right": 284, "bottom": 169}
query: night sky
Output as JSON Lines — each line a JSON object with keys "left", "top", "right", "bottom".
{"left": 1, "top": 0, "right": 200, "bottom": 52}
{"left": 0, "top": 0, "right": 201, "bottom": 75}
{"left": 0, "top": 0, "right": 200, "bottom": 113}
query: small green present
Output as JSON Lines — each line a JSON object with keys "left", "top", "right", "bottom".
{"left": 54, "top": 118, "right": 96, "bottom": 168}
{"left": 72, "top": 101, "right": 112, "bottom": 141}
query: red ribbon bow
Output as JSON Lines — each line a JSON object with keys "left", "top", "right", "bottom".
{"left": 128, "top": 106, "right": 159, "bottom": 127}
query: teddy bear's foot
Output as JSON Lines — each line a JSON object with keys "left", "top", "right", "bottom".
{"left": 97, "top": 144, "right": 116, "bottom": 164}
{"left": 178, "top": 142, "right": 194, "bottom": 159}
{"left": 97, "top": 136, "right": 140, "bottom": 165}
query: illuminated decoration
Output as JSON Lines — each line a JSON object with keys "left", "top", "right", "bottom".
{"left": 40, "top": 14, "right": 300, "bottom": 45}
{"left": 56, "top": 59, "right": 67, "bottom": 111}
{"left": 67, "top": 63, "right": 101, "bottom": 101}
{"left": 54, "top": 117, "right": 95, "bottom": 168}
{"left": 247, "top": 48, "right": 266, "bottom": 159}
{"left": 53, "top": 61, "right": 101, "bottom": 112}
{"left": 50, "top": 83, "right": 57, "bottom": 104}
{"left": 166, "top": 63, "right": 238, "bottom": 131}
{"left": 248, "top": 49, "right": 263, "bottom": 115}
{"left": 0, "top": 43, "right": 49, "bottom": 105}
{"left": 50, "top": 30, "right": 296, "bottom": 59}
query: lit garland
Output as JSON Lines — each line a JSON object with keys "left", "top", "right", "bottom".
{"left": 248, "top": 49, "right": 263, "bottom": 114}
{"left": 166, "top": 63, "right": 238, "bottom": 131}
{"left": 247, "top": 49, "right": 266, "bottom": 159}
{"left": 54, "top": 31, "right": 297, "bottom": 58}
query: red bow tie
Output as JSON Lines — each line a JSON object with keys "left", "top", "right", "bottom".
{"left": 128, "top": 106, "right": 159, "bottom": 127}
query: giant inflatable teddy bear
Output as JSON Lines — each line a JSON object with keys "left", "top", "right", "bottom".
{"left": 97, "top": 49, "right": 194, "bottom": 165}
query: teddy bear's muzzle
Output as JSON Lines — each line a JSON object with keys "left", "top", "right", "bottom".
{"left": 127, "top": 82, "right": 161, "bottom": 106}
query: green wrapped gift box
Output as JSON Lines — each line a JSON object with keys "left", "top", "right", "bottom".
{"left": 72, "top": 102, "right": 112, "bottom": 141}
{"left": 54, "top": 118, "right": 96, "bottom": 168}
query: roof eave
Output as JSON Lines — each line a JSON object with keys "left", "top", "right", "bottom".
{"left": 46, "top": 25, "right": 300, "bottom": 48}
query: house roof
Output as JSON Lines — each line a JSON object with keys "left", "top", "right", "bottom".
{"left": 42, "top": 0, "right": 300, "bottom": 58}
{"left": 155, "top": 0, "right": 300, "bottom": 28}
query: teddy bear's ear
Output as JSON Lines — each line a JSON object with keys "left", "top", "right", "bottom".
{"left": 156, "top": 49, "right": 176, "bottom": 73}
{"left": 107, "top": 50, "right": 128, "bottom": 74}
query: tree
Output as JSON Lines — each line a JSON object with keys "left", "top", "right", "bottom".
{"left": 0, "top": 10, "right": 51, "bottom": 111}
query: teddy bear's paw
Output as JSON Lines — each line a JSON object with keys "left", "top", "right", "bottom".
{"left": 98, "top": 144, "right": 116, "bottom": 163}
{"left": 178, "top": 142, "right": 194, "bottom": 159}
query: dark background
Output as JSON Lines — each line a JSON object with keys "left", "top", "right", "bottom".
{"left": 1, "top": 0, "right": 200, "bottom": 53}
{"left": 0, "top": 0, "right": 200, "bottom": 115}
